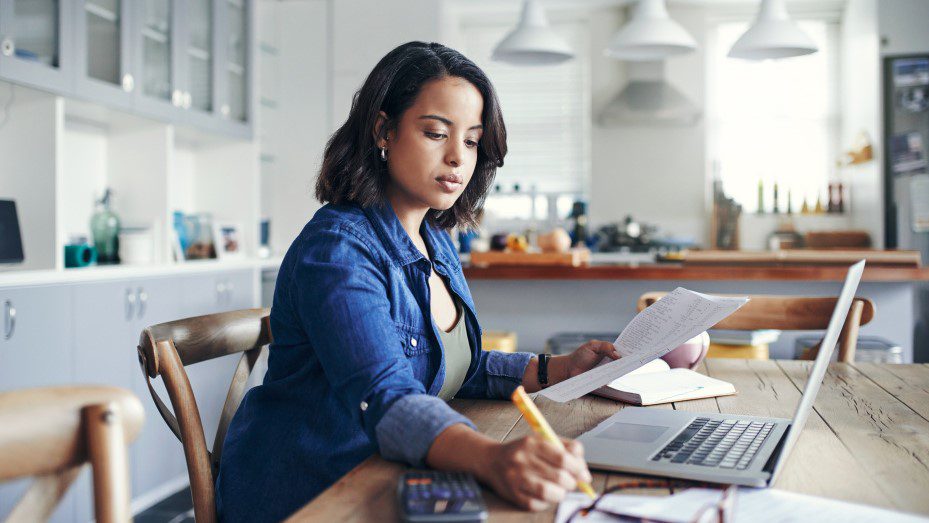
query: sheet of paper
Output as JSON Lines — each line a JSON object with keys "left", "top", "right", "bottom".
{"left": 539, "top": 288, "right": 748, "bottom": 402}
{"left": 557, "top": 489, "right": 929, "bottom": 523}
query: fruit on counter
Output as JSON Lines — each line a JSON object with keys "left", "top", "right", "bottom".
{"left": 537, "top": 228, "right": 571, "bottom": 253}
{"left": 506, "top": 234, "right": 530, "bottom": 253}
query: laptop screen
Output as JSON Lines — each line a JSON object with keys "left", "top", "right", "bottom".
{"left": 0, "top": 200, "right": 25, "bottom": 264}
{"left": 769, "top": 260, "right": 865, "bottom": 481}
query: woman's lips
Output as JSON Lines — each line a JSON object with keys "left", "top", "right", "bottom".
{"left": 436, "top": 175, "right": 462, "bottom": 193}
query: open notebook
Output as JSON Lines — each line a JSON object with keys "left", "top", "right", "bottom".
{"left": 592, "top": 359, "right": 736, "bottom": 406}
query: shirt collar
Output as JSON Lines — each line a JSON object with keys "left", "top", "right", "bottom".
{"left": 363, "top": 202, "right": 452, "bottom": 269}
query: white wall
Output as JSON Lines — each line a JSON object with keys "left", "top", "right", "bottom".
{"left": 840, "top": 0, "right": 882, "bottom": 247}
{"left": 589, "top": 4, "right": 709, "bottom": 244}
{"left": 0, "top": 85, "right": 58, "bottom": 271}
{"left": 330, "top": 0, "right": 445, "bottom": 129}
{"left": 262, "top": 0, "right": 330, "bottom": 252}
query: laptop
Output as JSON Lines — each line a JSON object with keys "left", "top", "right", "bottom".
{"left": 577, "top": 260, "right": 866, "bottom": 487}
{"left": 0, "top": 200, "right": 25, "bottom": 264}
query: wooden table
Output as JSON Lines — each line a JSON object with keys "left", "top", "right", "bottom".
{"left": 288, "top": 360, "right": 929, "bottom": 521}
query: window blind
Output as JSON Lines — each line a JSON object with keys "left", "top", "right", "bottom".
{"left": 461, "top": 21, "right": 591, "bottom": 196}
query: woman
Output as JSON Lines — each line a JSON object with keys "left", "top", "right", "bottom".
{"left": 216, "top": 41, "right": 619, "bottom": 522}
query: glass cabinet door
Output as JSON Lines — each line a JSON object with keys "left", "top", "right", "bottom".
{"left": 137, "top": 0, "right": 173, "bottom": 102}
{"left": 0, "top": 0, "right": 73, "bottom": 91}
{"left": 185, "top": 0, "right": 214, "bottom": 115}
{"left": 75, "top": 0, "right": 133, "bottom": 108}
{"left": 223, "top": 0, "right": 248, "bottom": 123}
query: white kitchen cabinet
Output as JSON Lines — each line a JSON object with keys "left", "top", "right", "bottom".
{"left": 0, "top": 285, "right": 73, "bottom": 521}
{"left": 70, "top": 277, "right": 189, "bottom": 522}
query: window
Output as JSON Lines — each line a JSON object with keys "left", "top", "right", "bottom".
{"left": 707, "top": 19, "right": 839, "bottom": 213}
{"left": 461, "top": 19, "right": 591, "bottom": 224}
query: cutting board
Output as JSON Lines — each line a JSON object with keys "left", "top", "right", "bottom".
{"left": 469, "top": 248, "right": 591, "bottom": 267}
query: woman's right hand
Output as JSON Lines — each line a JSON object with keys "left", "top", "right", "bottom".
{"left": 476, "top": 434, "right": 592, "bottom": 511}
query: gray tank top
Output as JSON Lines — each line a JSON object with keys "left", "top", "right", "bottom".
{"left": 435, "top": 301, "right": 472, "bottom": 401}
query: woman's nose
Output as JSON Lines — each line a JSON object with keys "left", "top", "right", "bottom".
{"left": 445, "top": 141, "right": 464, "bottom": 167}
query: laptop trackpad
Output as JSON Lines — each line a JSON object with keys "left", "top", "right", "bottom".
{"left": 596, "top": 422, "right": 668, "bottom": 443}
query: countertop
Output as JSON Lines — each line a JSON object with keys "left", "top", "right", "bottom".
{"left": 463, "top": 263, "right": 929, "bottom": 282}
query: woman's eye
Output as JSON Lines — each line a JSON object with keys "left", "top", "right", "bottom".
{"left": 465, "top": 139, "right": 479, "bottom": 148}
{"left": 425, "top": 131, "right": 447, "bottom": 140}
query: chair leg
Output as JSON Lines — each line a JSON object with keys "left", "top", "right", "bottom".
{"left": 6, "top": 466, "right": 81, "bottom": 523}
{"left": 837, "top": 300, "right": 865, "bottom": 363}
{"left": 84, "top": 402, "right": 132, "bottom": 523}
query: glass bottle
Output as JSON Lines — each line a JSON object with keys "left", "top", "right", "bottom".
{"left": 756, "top": 179, "right": 765, "bottom": 214}
{"left": 90, "top": 188, "right": 121, "bottom": 264}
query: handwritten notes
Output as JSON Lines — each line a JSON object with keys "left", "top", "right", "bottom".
{"left": 539, "top": 288, "right": 748, "bottom": 403}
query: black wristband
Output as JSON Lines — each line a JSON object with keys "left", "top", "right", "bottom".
{"left": 538, "top": 353, "right": 549, "bottom": 387}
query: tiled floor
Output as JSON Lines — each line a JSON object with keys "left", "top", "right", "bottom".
{"left": 134, "top": 487, "right": 195, "bottom": 523}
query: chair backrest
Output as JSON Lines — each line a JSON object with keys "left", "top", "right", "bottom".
{"left": 637, "top": 293, "right": 875, "bottom": 362}
{"left": 0, "top": 386, "right": 143, "bottom": 523}
{"left": 136, "top": 308, "right": 271, "bottom": 523}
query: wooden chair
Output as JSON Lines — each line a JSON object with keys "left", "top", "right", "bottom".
{"left": 637, "top": 293, "right": 875, "bottom": 363}
{"left": 0, "top": 386, "right": 144, "bottom": 523}
{"left": 136, "top": 308, "right": 271, "bottom": 523}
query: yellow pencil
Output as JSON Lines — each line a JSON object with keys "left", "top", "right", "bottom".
{"left": 510, "top": 386, "right": 597, "bottom": 500}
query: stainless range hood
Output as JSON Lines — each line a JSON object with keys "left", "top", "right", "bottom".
{"left": 598, "top": 61, "right": 701, "bottom": 126}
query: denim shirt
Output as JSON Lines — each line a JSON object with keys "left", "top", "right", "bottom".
{"left": 215, "top": 202, "right": 533, "bottom": 522}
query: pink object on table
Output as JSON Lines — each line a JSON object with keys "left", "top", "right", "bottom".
{"left": 661, "top": 331, "right": 710, "bottom": 369}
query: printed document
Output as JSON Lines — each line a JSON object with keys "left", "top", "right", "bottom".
{"left": 556, "top": 488, "right": 929, "bottom": 523}
{"left": 539, "top": 288, "right": 748, "bottom": 403}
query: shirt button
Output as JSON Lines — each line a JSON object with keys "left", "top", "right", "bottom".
{"left": 411, "top": 337, "right": 418, "bottom": 347}
{"left": 360, "top": 401, "right": 368, "bottom": 411}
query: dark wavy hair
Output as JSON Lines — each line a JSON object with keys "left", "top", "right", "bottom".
{"left": 315, "top": 41, "right": 506, "bottom": 230}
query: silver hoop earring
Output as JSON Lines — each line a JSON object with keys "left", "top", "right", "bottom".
{"left": 380, "top": 147, "right": 387, "bottom": 161}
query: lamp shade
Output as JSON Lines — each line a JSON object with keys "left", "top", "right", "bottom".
{"left": 605, "top": 0, "right": 696, "bottom": 61}
{"left": 728, "top": 0, "right": 818, "bottom": 60}
{"left": 492, "top": 0, "right": 574, "bottom": 66}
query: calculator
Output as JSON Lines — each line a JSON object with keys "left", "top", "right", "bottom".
{"left": 397, "top": 470, "right": 488, "bottom": 523}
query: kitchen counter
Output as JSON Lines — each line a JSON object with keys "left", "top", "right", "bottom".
{"left": 463, "top": 263, "right": 929, "bottom": 281}
{"left": 463, "top": 258, "right": 926, "bottom": 362}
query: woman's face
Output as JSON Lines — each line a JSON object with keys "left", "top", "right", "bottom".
{"left": 378, "top": 76, "right": 485, "bottom": 215}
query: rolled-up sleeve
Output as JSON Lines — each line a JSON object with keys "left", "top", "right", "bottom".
{"left": 293, "top": 223, "right": 473, "bottom": 467}
{"left": 457, "top": 349, "right": 533, "bottom": 400}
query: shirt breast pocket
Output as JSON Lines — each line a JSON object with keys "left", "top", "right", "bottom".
{"left": 394, "top": 322, "right": 438, "bottom": 387}
{"left": 395, "top": 322, "right": 433, "bottom": 357}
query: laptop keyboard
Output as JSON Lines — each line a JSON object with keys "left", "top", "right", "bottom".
{"left": 651, "top": 417, "right": 775, "bottom": 470}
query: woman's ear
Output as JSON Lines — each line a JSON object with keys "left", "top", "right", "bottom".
{"left": 372, "top": 111, "right": 390, "bottom": 149}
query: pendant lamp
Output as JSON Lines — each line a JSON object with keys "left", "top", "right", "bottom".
{"left": 728, "top": 0, "right": 818, "bottom": 60}
{"left": 605, "top": 0, "right": 696, "bottom": 61}
{"left": 492, "top": 0, "right": 574, "bottom": 66}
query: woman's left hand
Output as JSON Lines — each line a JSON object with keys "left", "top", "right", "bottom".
{"left": 560, "top": 340, "right": 620, "bottom": 379}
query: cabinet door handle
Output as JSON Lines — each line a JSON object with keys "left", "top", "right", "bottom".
{"left": 122, "top": 73, "right": 135, "bottom": 92}
{"left": 125, "top": 288, "right": 136, "bottom": 321}
{"left": 172, "top": 89, "right": 184, "bottom": 107}
{"left": 1, "top": 38, "right": 14, "bottom": 57}
{"left": 3, "top": 300, "right": 15, "bottom": 340}
{"left": 137, "top": 288, "right": 148, "bottom": 320}
{"left": 216, "top": 282, "right": 227, "bottom": 305}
